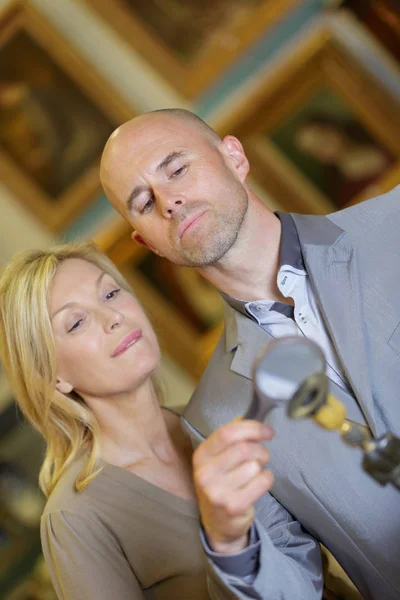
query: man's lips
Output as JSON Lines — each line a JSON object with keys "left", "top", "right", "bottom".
{"left": 178, "top": 211, "right": 206, "bottom": 239}
{"left": 111, "top": 329, "right": 142, "bottom": 357}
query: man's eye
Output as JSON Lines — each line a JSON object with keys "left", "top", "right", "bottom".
{"left": 172, "top": 165, "right": 187, "bottom": 178}
{"left": 141, "top": 196, "right": 154, "bottom": 213}
{"left": 105, "top": 289, "right": 120, "bottom": 300}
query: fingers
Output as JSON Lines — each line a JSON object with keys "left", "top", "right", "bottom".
{"left": 195, "top": 442, "right": 270, "bottom": 488}
{"left": 197, "top": 468, "right": 274, "bottom": 553}
{"left": 226, "top": 469, "right": 274, "bottom": 512}
{"left": 193, "top": 418, "right": 275, "bottom": 553}
{"left": 193, "top": 418, "right": 274, "bottom": 467}
{"left": 221, "top": 459, "right": 268, "bottom": 491}
{"left": 197, "top": 465, "right": 274, "bottom": 515}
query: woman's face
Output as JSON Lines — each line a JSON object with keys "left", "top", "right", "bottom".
{"left": 49, "top": 258, "right": 160, "bottom": 400}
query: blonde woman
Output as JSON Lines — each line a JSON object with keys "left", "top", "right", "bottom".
{"left": 0, "top": 242, "right": 322, "bottom": 600}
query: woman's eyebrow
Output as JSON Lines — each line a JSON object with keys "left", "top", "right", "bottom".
{"left": 50, "top": 272, "right": 107, "bottom": 320}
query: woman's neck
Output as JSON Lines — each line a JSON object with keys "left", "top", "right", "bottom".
{"left": 84, "top": 380, "right": 179, "bottom": 467}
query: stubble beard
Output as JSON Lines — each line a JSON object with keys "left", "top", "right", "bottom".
{"left": 177, "top": 190, "right": 249, "bottom": 268}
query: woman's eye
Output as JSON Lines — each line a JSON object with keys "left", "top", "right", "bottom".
{"left": 105, "top": 288, "right": 121, "bottom": 300}
{"left": 68, "top": 319, "right": 83, "bottom": 333}
{"left": 141, "top": 197, "right": 154, "bottom": 214}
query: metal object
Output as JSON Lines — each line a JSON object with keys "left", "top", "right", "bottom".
{"left": 247, "top": 336, "right": 400, "bottom": 491}
{"left": 248, "top": 337, "right": 327, "bottom": 422}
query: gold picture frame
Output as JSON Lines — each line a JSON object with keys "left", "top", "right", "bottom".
{"left": 218, "top": 29, "right": 400, "bottom": 214}
{"left": 341, "top": 0, "right": 400, "bottom": 64}
{"left": 344, "top": 158, "right": 400, "bottom": 207}
{"left": 83, "top": 0, "right": 299, "bottom": 98}
{"left": 95, "top": 218, "right": 224, "bottom": 380}
{"left": 0, "top": 2, "right": 134, "bottom": 232}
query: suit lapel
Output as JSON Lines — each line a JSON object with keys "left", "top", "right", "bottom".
{"left": 292, "top": 214, "right": 377, "bottom": 435}
{"left": 226, "top": 213, "right": 377, "bottom": 435}
{"left": 228, "top": 308, "right": 273, "bottom": 380}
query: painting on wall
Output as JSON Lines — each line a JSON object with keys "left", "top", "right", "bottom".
{"left": 83, "top": 0, "right": 300, "bottom": 97}
{"left": 137, "top": 252, "right": 223, "bottom": 334}
{"left": 119, "top": 0, "right": 265, "bottom": 62}
{"left": 220, "top": 26, "right": 400, "bottom": 214}
{"left": 342, "top": 0, "right": 400, "bottom": 63}
{"left": 96, "top": 221, "right": 223, "bottom": 380}
{"left": 0, "top": 2, "right": 133, "bottom": 232}
{"left": 269, "top": 88, "right": 395, "bottom": 209}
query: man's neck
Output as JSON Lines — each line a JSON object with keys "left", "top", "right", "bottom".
{"left": 198, "top": 196, "right": 286, "bottom": 303}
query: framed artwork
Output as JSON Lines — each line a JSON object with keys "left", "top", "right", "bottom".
{"left": 95, "top": 219, "right": 224, "bottom": 380}
{"left": 341, "top": 0, "right": 400, "bottom": 63}
{"left": 344, "top": 158, "right": 400, "bottom": 206}
{"left": 0, "top": 2, "right": 134, "bottom": 232}
{"left": 218, "top": 28, "right": 400, "bottom": 213}
{"left": 83, "top": 0, "right": 299, "bottom": 98}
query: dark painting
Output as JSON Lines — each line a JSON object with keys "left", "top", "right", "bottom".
{"left": 270, "top": 88, "right": 394, "bottom": 208}
{"left": 0, "top": 32, "right": 114, "bottom": 199}
{"left": 119, "top": 0, "right": 263, "bottom": 60}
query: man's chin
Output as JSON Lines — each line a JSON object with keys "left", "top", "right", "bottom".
{"left": 180, "top": 244, "right": 229, "bottom": 268}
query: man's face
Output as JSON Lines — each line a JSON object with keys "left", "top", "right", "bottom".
{"left": 101, "top": 116, "right": 249, "bottom": 267}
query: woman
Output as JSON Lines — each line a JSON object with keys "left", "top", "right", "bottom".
{"left": 0, "top": 242, "right": 323, "bottom": 599}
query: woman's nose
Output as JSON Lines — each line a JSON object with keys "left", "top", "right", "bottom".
{"left": 104, "top": 309, "right": 123, "bottom": 332}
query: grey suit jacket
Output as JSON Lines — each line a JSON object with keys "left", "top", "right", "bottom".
{"left": 182, "top": 186, "right": 400, "bottom": 600}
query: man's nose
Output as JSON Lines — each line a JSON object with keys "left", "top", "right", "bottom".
{"left": 158, "top": 191, "right": 185, "bottom": 218}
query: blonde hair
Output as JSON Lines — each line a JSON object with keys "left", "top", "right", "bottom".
{"left": 0, "top": 241, "right": 149, "bottom": 497}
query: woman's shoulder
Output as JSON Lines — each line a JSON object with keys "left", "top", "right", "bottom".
{"left": 40, "top": 459, "right": 121, "bottom": 563}
{"left": 42, "top": 453, "right": 102, "bottom": 520}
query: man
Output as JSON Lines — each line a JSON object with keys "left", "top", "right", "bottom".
{"left": 100, "top": 109, "right": 400, "bottom": 600}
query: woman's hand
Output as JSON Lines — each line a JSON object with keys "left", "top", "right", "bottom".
{"left": 192, "top": 417, "right": 274, "bottom": 555}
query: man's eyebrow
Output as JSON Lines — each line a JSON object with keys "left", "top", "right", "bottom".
{"left": 126, "top": 151, "right": 188, "bottom": 213}
{"left": 126, "top": 185, "right": 147, "bottom": 214}
{"left": 156, "top": 151, "right": 187, "bottom": 172}
{"left": 50, "top": 272, "right": 107, "bottom": 321}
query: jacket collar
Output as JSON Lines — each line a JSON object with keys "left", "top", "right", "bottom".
{"left": 223, "top": 213, "right": 377, "bottom": 434}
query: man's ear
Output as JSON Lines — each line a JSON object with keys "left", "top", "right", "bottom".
{"left": 219, "top": 135, "right": 250, "bottom": 182}
{"left": 131, "top": 231, "right": 164, "bottom": 257}
{"left": 56, "top": 377, "right": 74, "bottom": 395}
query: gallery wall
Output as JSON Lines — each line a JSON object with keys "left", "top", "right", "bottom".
{"left": 0, "top": 0, "right": 399, "bottom": 595}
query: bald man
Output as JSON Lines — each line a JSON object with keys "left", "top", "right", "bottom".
{"left": 101, "top": 109, "right": 400, "bottom": 600}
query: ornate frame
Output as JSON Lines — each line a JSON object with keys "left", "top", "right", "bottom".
{"left": 217, "top": 27, "right": 400, "bottom": 213}
{"left": 83, "top": 0, "right": 299, "bottom": 98}
{"left": 0, "top": 2, "right": 134, "bottom": 232}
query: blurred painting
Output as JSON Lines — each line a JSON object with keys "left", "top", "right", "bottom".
{"left": 343, "top": 0, "right": 400, "bottom": 63}
{"left": 85, "top": 0, "right": 297, "bottom": 97}
{"left": 118, "top": 0, "right": 263, "bottom": 61}
{"left": 0, "top": 31, "right": 114, "bottom": 200}
{"left": 136, "top": 252, "right": 223, "bottom": 333}
{"left": 269, "top": 88, "right": 395, "bottom": 208}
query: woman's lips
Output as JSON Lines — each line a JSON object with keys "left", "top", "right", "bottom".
{"left": 178, "top": 211, "right": 206, "bottom": 239}
{"left": 111, "top": 329, "right": 142, "bottom": 357}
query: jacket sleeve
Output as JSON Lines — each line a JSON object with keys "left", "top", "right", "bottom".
{"left": 41, "top": 510, "right": 145, "bottom": 600}
{"left": 203, "top": 492, "right": 323, "bottom": 600}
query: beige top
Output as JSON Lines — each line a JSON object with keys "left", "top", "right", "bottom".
{"left": 41, "top": 450, "right": 221, "bottom": 599}
{"left": 40, "top": 411, "right": 324, "bottom": 600}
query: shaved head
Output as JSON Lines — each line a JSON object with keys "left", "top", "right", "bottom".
{"left": 99, "top": 108, "right": 250, "bottom": 267}
{"left": 100, "top": 109, "right": 220, "bottom": 199}
{"left": 147, "top": 109, "right": 221, "bottom": 145}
